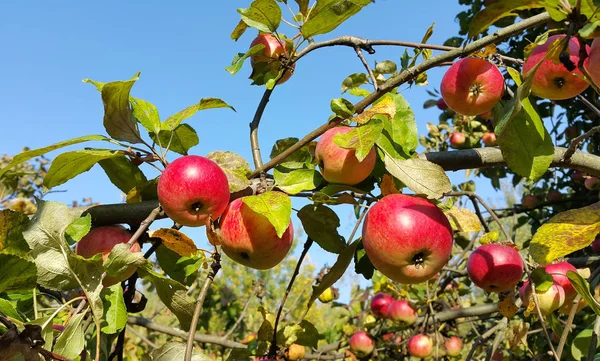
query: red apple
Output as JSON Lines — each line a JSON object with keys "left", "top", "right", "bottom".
{"left": 436, "top": 98, "right": 448, "bottom": 110}
{"left": 572, "top": 171, "right": 586, "bottom": 182}
{"left": 522, "top": 195, "right": 537, "bottom": 209}
{"left": 362, "top": 194, "right": 453, "bottom": 284}
{"left": 467, "top": 244, "right": 524, "bottom": 292}
{"left": 444, "top": 336, "right": 463, "bottom": 357}
{"left": 546, "top": 190, "right": 563, "bottom": 202}
{"left": 479, "top": 110, "right": 493, "bottom": 120}
{"left": 559, "top": 297, "right": 586, "bottom": 315}
{"left": 370, "top": 293, "right": 394, "bottom": 318}
{"left": 519, "top": 280, "right": 565, "bottom": 315}
{"left": 586, "top": 38, "right": 600, "bottom": 87}
{"left": 250, "top": 33, "right": 295, "bottom": 84}
{"left": 219, "top": 197, "right": 294, "bottom": 270}
{"left": 449, "top": 132, "right": 467, "bottom": 149}
{"left": 482, "top": 132, "right": 497, "bottom": 147}
{"left": 387, "top": 300, "right": 417, "bottom": 325}
{"left": 158, "top": 155, "right": 230, "bottom": 227}
{"left": 522, "top": 34, "right": 590, "bottom": 100}
{"left": 591, "top": 236, "right": 600, "bottom": 252}
{"left": 407, "top": 334, "right": 433, "bottom": 358}
{"left": 349, "top": 331, "right": 374, "bottom": 357}
{"left": 75, "top": 225, "right": 141, "bottom": 286}
{"left": 315, "top": 126, "right": 376, "bottom": 185}
{"left": 585, "top": 177, "right": 600, "bottom": 190}
{"left": 440, "top": 57, "right": 504, "bottom": 116}
{"left": 544, "top": 262, "right": 578, "bottom": 301}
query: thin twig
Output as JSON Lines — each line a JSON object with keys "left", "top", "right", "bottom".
{"left": 250, "top": 88, "right": 275, "bottom": 170}
{"left": 556, "top": 294, "right": 582, "bottom": 359}
{"left": 126, "top": 206, "right": 161, "bottom": 248}
{"left": 354, "top": 47, "right": 378, "bottom": 91}
{"left": 526, "top": 266, "right": 560, "bottom": 361}
{"left": 563, "top": 124, "right": 600, "bottom": 162}
{"left": 126, "top": 325, "right": 157, "bottom": 349}
{"left": 222, "top": 289, "right": 257, "bottom": 340}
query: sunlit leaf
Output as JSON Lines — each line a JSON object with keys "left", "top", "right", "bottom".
{"left": 242, "top": 191, "right": 292, "bottom": 238}
{"left": 44, "top": 149, "right": 126, "bottom": 189}
{"left": 298, "top": 204, "right": 345, "bottom": 253}
{"left": 152, "top": 228, "right": 198, "bottom": 257}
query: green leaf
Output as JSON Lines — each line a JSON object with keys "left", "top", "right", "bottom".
{"left": 530, "top": 268, "right": 554, "bottom": 293}
{"left": 0, "top": 135, "right": 111, "bottom": 179}
{"left": 28, "top": 317, "right": 53, "bottom": 349}
{"left": 572, "top": 327, "right": 599, "bottom": 361}
{"left": 278, "top": 320, "right": 319, "bottom": 348}
{"left": 354, "top": 241, "right": 374, "bottom": 280}
{"left": 226, "top": 45, "right": 266, "bottom": 76}
{"left": 53, "top": 312, "right": 86, "bottom": 359}
{"left": 165, "top": 98, "right": 235, "bottom": 130}
{"left": 126, "top": 177, "right": 159, "bottom": 203}
{"left": 207, "top": 151, "right": 252, "bottom": 193}
{"left": 99, "top": 156, "right": 148, "bottom": 194}
{"left": 567, "top": 270, "right": 600, "bottom": 316}
{"left": 382, "top": 152, "right": 451, "bottom": 199}
{"left": 375, "top": 60, "right": 397, "bottom": 74}
{"left": 242, "top": 191, "right": 292, "bottom": 238}
{"left": 295, "top": 0, "right": 310, "bottom": 14}
{"left": 301, "top": 0, "right": 372, "bottom": 38}
{"left": 305, "top": 239, "right": 360, "bottom": 314}
{"left": 231, "top": 20, "right": 249, "bottom": 41}
{"left": 274, "top": 162, "right": 322, "bottom": 194}
{"left": 330, "top": 98, "right": 355, "bottom": 119}
{"left": 297, "top": 204, "right": 345, "bottom": 253}
{"left": 88, "top": 72, "right": 143, "bottom": 144}
{"left": 333, "top": 118, "right": 383, "bottom": 162}
{"left": 104, "top": 243, "right": 146, "bottom": 278}
{"left": 150, "top": 124, "right": 199, "bottom": 155}
{"left": 43, "top": 149, "right": 126, "bottom": 189}
{"left": 469, "top": 0, "right": 546, "bottom": 37}
{"left": 237, "top": 0, "right": 282, "bottom": 33}
{"left": 65, "top": 214, "right": 91, "bottom": 245}
{"left": 0, "top": 210, "right": 31, "bottom": 256}
{"left": 101, "top": 284, "right": 127, "bottom": 334}
{"left": 131, "top": 97, "right": 161, "bottom": 135}
{"left": 342, "top": 73, "right": 369, "bottom": 93}
{"left": 0, "top": 298, "right": 23, "bottom": 322}
{"left": 152, "top": 342, "right": 211, "bottom": 361}
{"left": 0, "top": 253, "right": 36, "bottom": 293}
{"left": 375, "top": 93, "right": 418, "bottom": 158}
{"left": 156, "top": 245, "right": 204, "bottom": 286}
{"left": 270, "top": 137, "right": 313, "bottom": 163}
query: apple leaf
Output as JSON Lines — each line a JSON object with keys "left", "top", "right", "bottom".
{"left": 126, "top": 178, "right": 159, "bottom": 203}
{"left": 342, "top": 73, "right": 370, "bottom": 94}
{"left": 330, "top": 98, "right": 356, "bottom": 119}
{"left": 375, "top": 60, "right": 397, "bottom": 74}
{"left": 567, "top": 270, "right": 600, "bottom": 316}
{"left": 150, "top": 124, "right": 199, "bottom": 155}
{"left": 152, "top": 342, "right": 211, "bottom": 361}
{"left": 301, "top": 0, "right": 372, "bottom": 38}
{"left": 53, "top": 312, "right": 87, "bottom": 359}
{"left": 165, "top": 98, "right": 235, "bottom": 130}
{"left": 375, "top": 94, "right": 418, "bottom": 158}
{"left": 382, "top": 153, "right": 451, "bottom": 199}
{"left": 278, "top": 321, "right": 319, "bottom": 348}
{"left": 226, "top": 44, "right": 266, "bottom": 76}
{"left": 274, "top": 162, "right": 323, "bottom": 195}
{"left": 103, "top": 243, "right": 146, "bottom": 278}
{"left": 151, "top": 228, "right": 198, "bottom": 257}
{"left": 0, "top": 209, "right": 31, "bottom": 256}
{"left": 270, "top": 138, "right": 314, "bottom": 163}
{"left": 572, "top": 327, "right": 599, "bottom": 361}
{"left": 333, "top": 118, "right": 383, "bottom": 162}
{"left": 468, "top": 0, "right": 546, "bottom": 38}
{"left": 529, "top": 202, "right": 600, "bottom": 265}
{"left": 530, "top": 268, "right": 554, "bottom": 293}
{"left": 230, "top": 19, "right": 249, "bottom": 41}
{"left": 237, "top": 0, "right": 281, "bottom": 33}
{"left": 0, "top": 253, "right": 37, "bottom": 293}
{"left": 99, "top": 156, "right": 148, "bottom": 194}
{"left": 242, "top": 191, "right": 292, "bottom": 238}
{"left": 131, "top": 97, "right": 161, "bottom": 135}
{"left": 354, "top": 242, "right": 375, "bottom": 280}
{"left": 297, "top": 204, "right": 345, "bottom": 254}
{"left": 156, "top": 245, "right": 205, "bottom": 286}
{"left": 207, "top": 151, "right": 252, "bottom": 193}
{"left": 498, "top": 290, "right": 519, "bottom": 318}
{"left": 43, "top": 149, "right": 126, "bottom": 189}
{"left": 445, "top": 207, "right": 483, "bottom": 232}
{"left": 0, "top": 134, "right": 111, "bottom": 179}
{"left": 100, "top": 284, "right": 127, "bottom": 335}
{"left": 353, "top": 94, "right": 395, "bottom": 124}
{"left": 65, "top": 214, "right": 91, "bottom": 245}
{"left": 0, "top": 299, "right": 23, "bottom": 322}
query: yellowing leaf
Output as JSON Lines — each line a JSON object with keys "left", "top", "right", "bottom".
{"left": 529, "top": 202, "right": 600, "bottom": 266}
{"left": 352, "top": 95, "right": 395, "bottom": 124}
{"left": 380, "top": 174, "right": 400, "bottom": 196}
{"left": 506, "top": 321, "right": 529, "bottom": 351}
{"left": 479, "top": 231, "right": 499, "bottom": 244}
{"left": 499, "top": 290, "right": 519, "bottom": 318}
{"left": 152, "top": 228, "right": 197, "bottom": 257}
{"left": 470, "top": 44, "right": 497, "bottom": 58}
{"left": 445, "top": 207, "right": 483, "bottom": 232}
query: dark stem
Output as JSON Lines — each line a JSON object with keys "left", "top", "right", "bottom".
{"left": 250, "top": 88, "right": 275, "bottom": 170}
{"left": 354, "top": 46, "right": 378, "bottom": 91}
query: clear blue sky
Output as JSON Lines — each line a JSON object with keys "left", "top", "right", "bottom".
{"left": 0, "top": 1, "right": 505, "bottom": 294}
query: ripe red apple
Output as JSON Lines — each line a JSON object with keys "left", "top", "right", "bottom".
{"left": 586, "top": 38, "right": 600, "bottom": 87}
{"left": 467, "top": 244, "right": 524, "bottom": 292}
{"left": 449, "top": 132, "right": 467, "bottom": 149}
{"left": 407, "top": 334, "right": 433, "bottom": 358}
{"left": 444, "top": 336, "right": 463, "bottom": 357}
{"left": 387, "top": 300, "right": 417, "bottom": 325}
{"left": 370, "top": 293, "right": 394, "bottom": 318}
{"left": 250, "top": 33, "right": 295, "bottom": 84}
{"left": 585, "top": 177, "right": 600, "bottom": 190}
{"left": 440, "top": 57, "right": 504, "bottom": 116}
{"left": 219, "top": 197, "right": 294, "bottom": 270}
{"left": 519, "top": 280, "right": 565, "bottom": 315}
{"left": 436, "top": 98, "right": 448, "bottom": 110}
{"left": 315, "top": 126, "right": 376, "bottom": 185}
{"left": 591, "top": 236, "right": 600, "bottom": 252}
{"left": 75, "top": 225, "right": 141, "bottom": 286}
{"left": 546, "top": 190, "right": 563, "bottom": 202}
{"left": 158, "top": 155, "right": 230, "bottom": 227}
{"left": 349, "top": 331, "right": 374, "bottom": 357}
{"left": 522, "top": 195, "right": 537, "bottom": 209}
{"left": 482, "top": 132, "right": 497, "bottom": 147}
{"left": 362, "top": 194, "right": 453, "bottom": 284}
{"left": 522, "top": 34, "right": 590, "bottom": 100}
{"left": 544, "top": 262, "right": 578, "bottom": 301}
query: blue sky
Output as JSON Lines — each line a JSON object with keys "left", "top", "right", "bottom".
{"left": 0, "top": 1, "right": 507, "bottom": 294}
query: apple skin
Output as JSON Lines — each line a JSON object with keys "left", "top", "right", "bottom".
{"left": 407, "top": 334, "right": 433, "bottom": 358}
{"left": 444, "top": 336, "right": 463, "bottom": 357}
{"left": 158, "top": 155, "right": 230, "bottom": 227}
{"left": 370, "top": 293, "right": 394, "bottom": 318}
{"left": 482, "top": 132, "right": 497, "bottom": 147}
{"left": 479, "top": 110, "right": 493, "bottom": 120}
{"left": 559, "top": 297, "right": 586, "bottom": 315}
{"left": 315, "top": 126, "right": 376, "bottom": 185}
{"left": 522, "top": 34, "right": 590, "bottom": 100}
{"left": 572, "top": 171, "right": 586, "bottom": 182}
{"left": 466, "top": 244, "right": 524, "bottom": 292}
{"left": 585, "top": 177, "right": 600, "bottom": 190}
{"left": 250, "top": 34, "right": 295, "bottom": 84}
{"left": 546, "top": 190, "right": 563, "bottom": 203}
{"left": 586, "top": 38, "right": 600, "bottom": 87}
{"left": 362, "top": 194, "right": 453, "bottom": 284}
{"left": 75, "top": 225, "right": 141, "bottom": 286}
{"left": 387, "top": 300, "right": 417, "bottom": 325}
{"left": 436, "top": 98, "right": 448, "bottom": 110}
{"left": 522, "top": 195, "right": 537, "bottom": 209}
{"left": 219, "top": 197, "right": 294, "bottom": 270}
{"left": 449, "top": 132, "right": 467, "bottom": 149}
{"left": 519, "top": 280, "right": 565, "bottom": 315}
{"left": 544, "top": 262, "right": 578, "bottom": 301}
{"left": 440, "top": 57, "right": 504, "bottom": 116}
{"left": 349, "top": 331, "right": 374, "bottom": 357}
